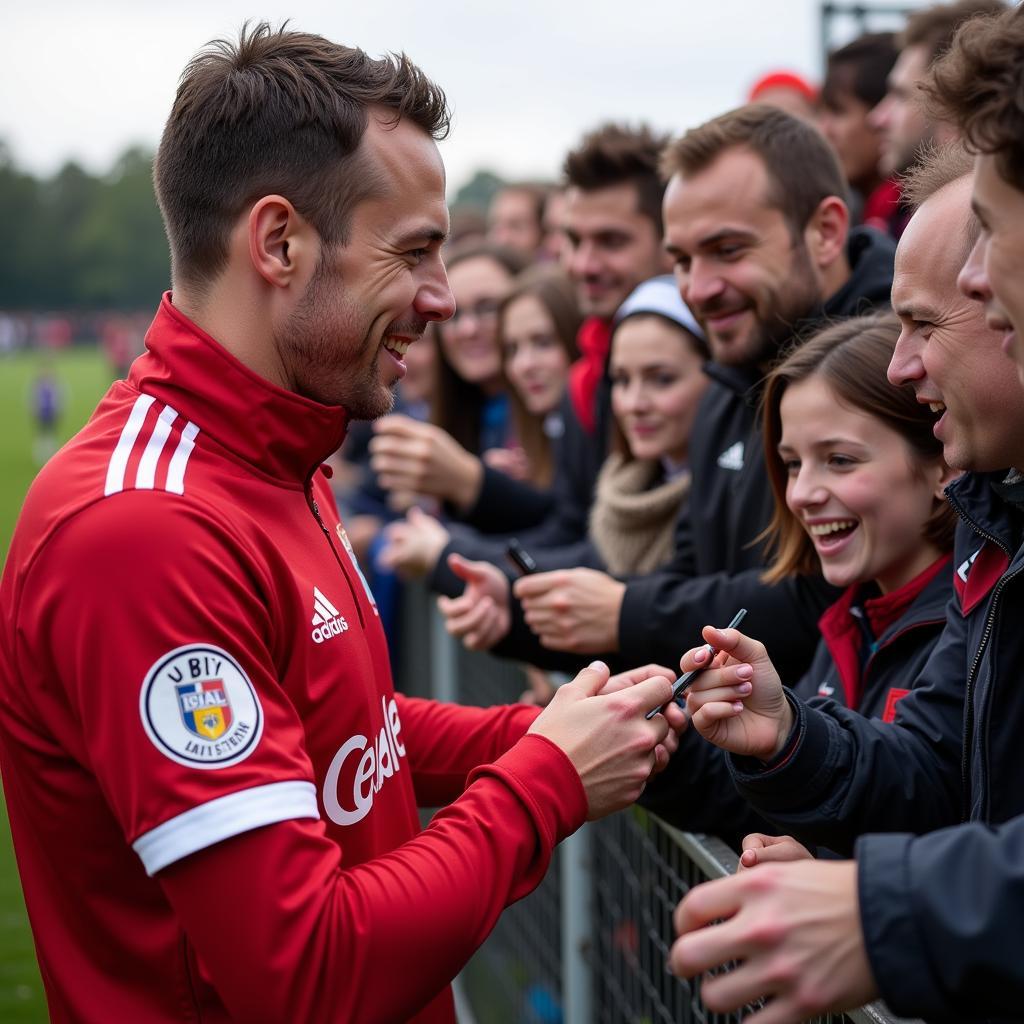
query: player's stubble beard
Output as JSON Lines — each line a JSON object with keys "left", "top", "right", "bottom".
{"left": 277, "top": 257, "right": 419, "bottom": 421}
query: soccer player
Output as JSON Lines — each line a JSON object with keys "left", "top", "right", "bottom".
{"left": 0, "top": 25, "right": 681, "bottom": 1023}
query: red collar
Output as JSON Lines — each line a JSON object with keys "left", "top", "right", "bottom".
{"left": 818, "top": 554, "right": 952, "bottom": 707}
{"left": 861, "top": 554, "right": 952, "bottom": 637}
{"left": 130, "top": 294, "right": 349, "bottom": 483}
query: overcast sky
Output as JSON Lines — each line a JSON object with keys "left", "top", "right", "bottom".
{"left": 6, "top": 0, "right": 922, "bottom": 196}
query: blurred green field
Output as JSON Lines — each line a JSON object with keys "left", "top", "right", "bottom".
{"left": 0, "top": 345, "right": 116, "bottom": 1022}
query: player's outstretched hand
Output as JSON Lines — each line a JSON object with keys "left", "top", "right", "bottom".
{"left": 601, "top": 663, "right": 688, "bottom": 772}
{"left": 681, "top": 626, "right": 792, "bottom": 760}
{"left": 529, "top": 661, "right": 671, "bottom": 819}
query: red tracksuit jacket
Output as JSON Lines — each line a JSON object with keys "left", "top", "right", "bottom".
{"left": 0, "top": 294, "right": 586, "bottom": 1023}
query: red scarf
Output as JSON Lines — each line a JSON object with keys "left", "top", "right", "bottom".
{"left": 567, "top": 317, "right": 612, "bottom": 435}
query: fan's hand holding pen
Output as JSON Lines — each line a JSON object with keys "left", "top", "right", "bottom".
{"left": 681, "top": 626, "right": 794, "bottom": 760}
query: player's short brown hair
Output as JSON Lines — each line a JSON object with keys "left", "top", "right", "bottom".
{"left": 154, "top": 22, "right": 449, "bottom": 292}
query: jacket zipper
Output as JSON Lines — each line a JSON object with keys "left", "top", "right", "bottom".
{"left": 306, "top": 476, "right": 367, "bottom": 629}
{"left": 947, "top": 492, "right": 1017, "bottom": 819}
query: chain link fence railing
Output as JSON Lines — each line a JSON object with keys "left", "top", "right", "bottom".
{"left": 392, "top": 582, "right": 920, "bottom": 1024}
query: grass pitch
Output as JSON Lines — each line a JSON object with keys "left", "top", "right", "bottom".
{"left": 0, "top": 345, "right": 115, "bottom": 1021}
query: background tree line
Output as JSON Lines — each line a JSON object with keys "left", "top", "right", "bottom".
{"left": 0, "top": 139, "right": 507, "bottom": 313}
{"left": 0, "top": 142, "right": 170, "bottom": 312}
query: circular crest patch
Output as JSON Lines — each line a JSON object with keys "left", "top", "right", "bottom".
{"left": 139, "top": 644, "right": 263, "bottom": 769}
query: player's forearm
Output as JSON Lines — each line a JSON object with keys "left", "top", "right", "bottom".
{"left": 158, "top": 735, "right": 584, "bottom": 1022}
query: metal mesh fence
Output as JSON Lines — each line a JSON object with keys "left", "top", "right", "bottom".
{"left": 444, "top": 637, "right": 565, "bottom": 1023}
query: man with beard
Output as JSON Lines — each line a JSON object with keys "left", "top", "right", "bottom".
{"left": 493, "top": 106, "right": 894, "bottom": 692}
{"left": 0, "top": 25, "right": 684, "bottom": 1024}
{"left": 411, "top": 124, "right": 672, "bottom": 624}
{"left": 669, "top": 150, "right": 1024, "bottom": 1020}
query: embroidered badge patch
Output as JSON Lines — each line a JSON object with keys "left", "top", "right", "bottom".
{"left": 140, "top": 644, "right": 263, "bottom": 769}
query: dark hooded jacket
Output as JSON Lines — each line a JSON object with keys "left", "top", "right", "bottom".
{"left": 728, "top": 470, "right": 1024, "bottom": 1022}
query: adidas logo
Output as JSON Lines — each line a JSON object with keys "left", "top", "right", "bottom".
{"left": 716, "top": 441, "right": 744, "bottom": 471}
{"left": 311, "top": 586, "right": 349, "bottom": 645}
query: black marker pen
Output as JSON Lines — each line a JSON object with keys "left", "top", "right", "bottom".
{"left": 645, "top": 608, "right": 748, "bottom": 720}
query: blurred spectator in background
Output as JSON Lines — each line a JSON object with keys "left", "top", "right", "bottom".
{"left": 496, "top": 267, "right": 581, "bottom": 489}
{"left": 747, "top": 70, "right": 818, "bottom": 121}
{"left": 868, "top": 0, "right": 1006, "bottom": 237}
{"left": 446, "top": 205, "right": 488, "bottom": 250}
{"left": 369, "top": 242, "right": 525, "bottom": 517}
{"left": 539, "top": 187, "right": 569, "bottom": 264}
{"left": 590, "top": 277, "right": 708, "bottom": 577}
{"left": 30, "top": 357, "right": 64, "bottom": 465}
{"left": 379, "top": 266, "right": 582, "bottom": 579}
{"left": 527, "top": 122, "right": 671, "bottom": 541}
{"left": 487, "top": 184, "right": 546, "bottom": 260}
{"left": 818, "top": 32, "right": 899, "bottom": 230}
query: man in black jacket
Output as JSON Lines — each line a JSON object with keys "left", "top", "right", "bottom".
{"left": 669, "top": 141, "right": 1024, "bottom": 1021}
{"left": 500, "top": 106, "right": 895, "bottom": 686}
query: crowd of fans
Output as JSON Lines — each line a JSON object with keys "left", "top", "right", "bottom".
{"left": 7, "top": 1, "right": 1024, "bottom": 1021}
{"left": 326, "top": 0, "right": 1024, "bottom": 1018}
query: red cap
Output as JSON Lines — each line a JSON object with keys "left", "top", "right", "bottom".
{"left": 748, "top": 71, "right": 817, "bottom": 103}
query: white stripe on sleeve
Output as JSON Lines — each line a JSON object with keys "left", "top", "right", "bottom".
{"left": 165, "top": 421, "right": 200, "bottom": 495}
{"left": 132, "top": 780, "right": 319, "bottom": 875}
{"left": 105, "top": 394, "right": 156, "bottom": 497}
{"left": 135, "top": 404, "right": 179, "bottom": 489}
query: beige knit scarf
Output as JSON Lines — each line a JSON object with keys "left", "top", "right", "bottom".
{"left": 588, "top": 453, "right": 691, "bottom": 576}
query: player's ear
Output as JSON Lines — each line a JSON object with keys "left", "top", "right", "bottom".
{"left": 248, "top": 195, "right": 319, "bottom": 289}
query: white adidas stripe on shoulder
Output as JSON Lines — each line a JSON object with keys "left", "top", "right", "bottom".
{"left": 105, "top": 394, "right": 201, "bottom": 497}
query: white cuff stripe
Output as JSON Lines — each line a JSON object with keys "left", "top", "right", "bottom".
{"left": 133, "top": 780, "right": 319, "bottom": 875}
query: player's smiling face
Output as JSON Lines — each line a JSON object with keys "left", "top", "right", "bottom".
{"left": 278, "top": 110, "right": 455, "bottom": 419}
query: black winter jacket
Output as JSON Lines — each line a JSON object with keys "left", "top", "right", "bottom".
{"left": 729, "top": 470, "right": 1024, "bottom": 1022}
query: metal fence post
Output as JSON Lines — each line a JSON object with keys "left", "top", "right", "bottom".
{"left": 561, "top": 822, "right": 593, "bottom": 1024}
{"left": 429, "top": 600, "right": 458, "bottom": 703}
